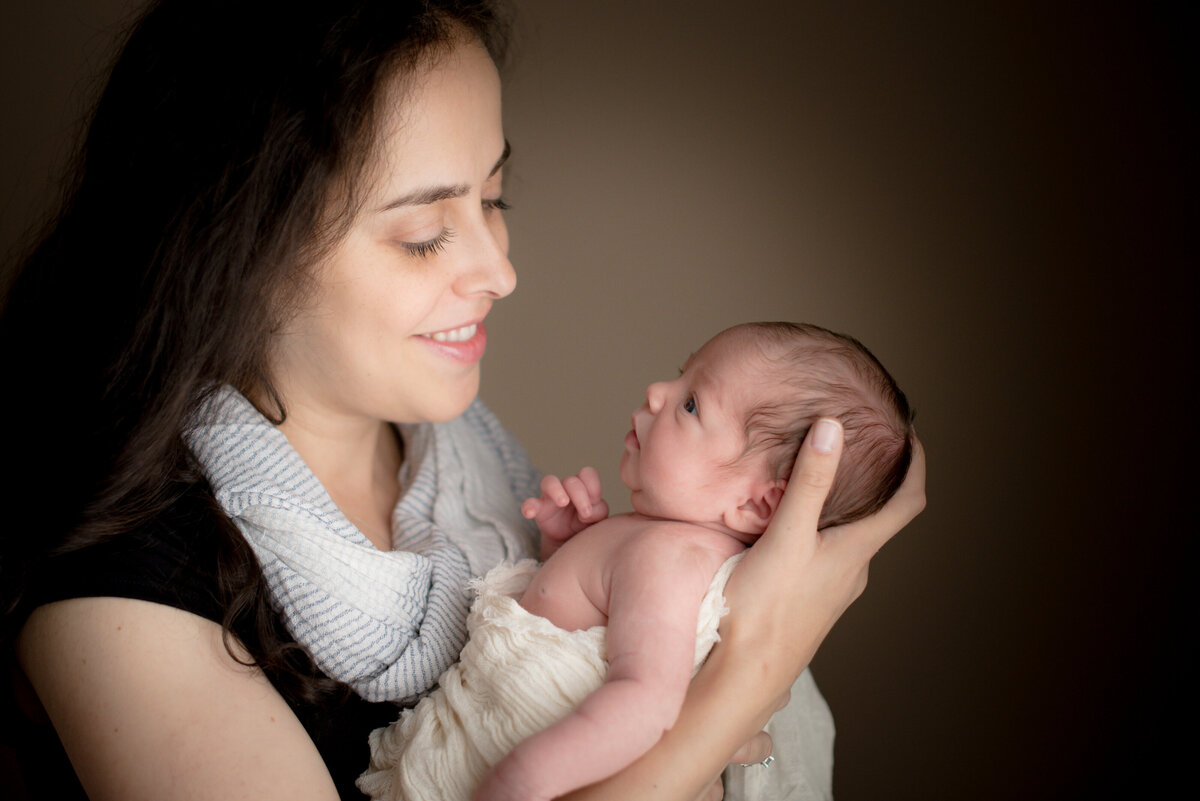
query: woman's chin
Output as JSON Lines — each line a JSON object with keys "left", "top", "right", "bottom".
{"left": 430, "top": 376, "right": 482, "bottom": 423}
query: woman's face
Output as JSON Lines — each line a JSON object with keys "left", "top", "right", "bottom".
{"left": 270, "top": 37, "right": 514, "bottom": 429}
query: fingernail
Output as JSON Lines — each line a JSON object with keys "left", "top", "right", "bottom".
{"left": 811, "top": 419, "right": 840, "bottom": 454}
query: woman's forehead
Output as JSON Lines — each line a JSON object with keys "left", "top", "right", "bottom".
{"left": 369, "top": 38, "right": 504, "bottom": 190}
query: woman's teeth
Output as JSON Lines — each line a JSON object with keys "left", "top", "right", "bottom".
{"left": 426, "top": 324, "right": 477, "bottom": 343}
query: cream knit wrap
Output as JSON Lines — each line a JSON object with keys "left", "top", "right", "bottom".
{"left": 357, "top": 554, "right": 742, "bottom": 801}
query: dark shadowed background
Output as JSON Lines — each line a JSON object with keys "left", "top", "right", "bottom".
{"left": 2, "top": 2, "right": 1191, "bottom": 799}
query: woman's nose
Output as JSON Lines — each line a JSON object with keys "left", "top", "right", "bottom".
{"left": 455, "top": 215, "right": 516, "bottom": 299}
{"left": 475, "top": 251, "right": 516, "bottom": 299}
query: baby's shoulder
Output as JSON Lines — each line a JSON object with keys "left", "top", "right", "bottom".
{"left": 616, "top": 516, "right": 742, "bottom": 569}
{"left": 600, "top": 519, "right": 740, "bottom": 606}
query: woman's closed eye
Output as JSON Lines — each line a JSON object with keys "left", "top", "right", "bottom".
{"left": 482, "top": 197, "right": 510, "bottom": 213}
{"left": 402, "top": 228, "right": 455, "bottom": 258}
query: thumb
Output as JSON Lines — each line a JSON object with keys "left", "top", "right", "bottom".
{"left": 767, "top": 418, "right": 844, "bottom": 543}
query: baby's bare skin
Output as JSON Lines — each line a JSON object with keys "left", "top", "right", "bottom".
{"left": 475, "top": 329, "right": 791, "bottom": 801}
{"left": 521, "top": 512, "right": 747, "bottom": 635}
{"left": 479, "top": 513, "right": 747, "bottom": 801}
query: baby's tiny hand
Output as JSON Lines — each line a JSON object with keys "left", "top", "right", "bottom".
{"left": 523, "top": 469, "right": 604, "bottom": 521}
{"left": 525, "top": 468, "right": 608, "bottom": 559}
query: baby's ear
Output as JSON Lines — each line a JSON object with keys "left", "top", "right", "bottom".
{"left": 724, "top": 479, "right": 787, "bottom": 536}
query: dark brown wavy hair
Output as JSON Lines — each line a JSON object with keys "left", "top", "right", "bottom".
{"left": 0, "top": 0, "right": 511, "bottom": 707}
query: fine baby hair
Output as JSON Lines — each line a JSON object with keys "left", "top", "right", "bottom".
{"left": 722, "top": 321, "right": 914, "bottom": 529}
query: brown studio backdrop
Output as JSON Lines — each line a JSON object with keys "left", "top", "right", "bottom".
{"left": 1, "top": 2, "right": 1190, "bottom": 799}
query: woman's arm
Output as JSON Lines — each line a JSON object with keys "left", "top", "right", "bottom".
{"left": 17, "top": 596, "right": 340, "bottom": 801}
{"left": 562, "top": 419, "right": 927, "bottom": 800}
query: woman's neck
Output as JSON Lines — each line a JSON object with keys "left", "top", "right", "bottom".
{"left": 277, "top": 409, "right": 404, "bottom": 551}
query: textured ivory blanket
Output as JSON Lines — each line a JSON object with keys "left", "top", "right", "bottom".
{"left": 357, "top": 555, "right": 742, "bottom": 801}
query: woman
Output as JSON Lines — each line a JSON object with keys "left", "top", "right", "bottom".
{"left": 0, "top": 1, "right": 925, "bottom": 800}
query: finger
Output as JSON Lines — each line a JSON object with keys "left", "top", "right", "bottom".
{"left": 694, "top": 779, "right": 723, "bottom": 801}
{"left": 561, "top": 476, "right": 593, "bottom": 518}
{"left": 577, "top": 466, "right": 603, "bottom": 503}
{"left": 727, "top": 730, "right": 773, "bottom": 766}
{"left": 774, "top": 687, "right": 791, "bottom": 713}
{"left": 763, "top": 418, "right": 844, "bottom": 547}
{"left": 588, "top": 499, "right": 609, "bottom": 522}
{"left": 540, "top": 475, "right": 569, "bottom": 507}
{"left": 869, "top": 431, "right": 925, "bottom": 527}
{"left": 895, "top": 431, "right": 927, "bottom": 516}
{"left": 823, "top": 431, "right": 926, "bottom": 560}
{"left": 520, "top": 498, "right": 541, "bottom": 519}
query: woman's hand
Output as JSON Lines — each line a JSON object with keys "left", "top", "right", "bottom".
{"left": 689, "top": 687, "right": 787, "bottom": 800}
{"left": 719, "top": 418, "right": 926, "bottom": 684}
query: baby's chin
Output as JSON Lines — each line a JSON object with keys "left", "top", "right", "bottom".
{"left": 627, "top": 491, "right": 679, "bottom": 523}
{"left": 627, "top": 490, "right": 655, "bottom": 518}
{"left": 617, "top": 458, "right": 639, "bottom": 496}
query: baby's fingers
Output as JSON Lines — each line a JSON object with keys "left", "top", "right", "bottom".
{"left": 520, "top": 497, "right": 541, "bottom": 519}
{"left": 577, "top": 466, "right": 603, "bottom": 504}
{"left": 520, "top": 475, "right": 568, "bottom": 519}
{"left": 561, "top": 475, "right": 595, "bottom": 519}
{"left": 538, "top": 474, "right": 570, "bottom": 507}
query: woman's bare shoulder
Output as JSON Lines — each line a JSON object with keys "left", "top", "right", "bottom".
{"left": 17, "top": 597, "right": 339, "bottom": 801}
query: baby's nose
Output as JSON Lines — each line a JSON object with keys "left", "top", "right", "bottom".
{"left": 645, "top": 381, "right": 667, "bottom": 414}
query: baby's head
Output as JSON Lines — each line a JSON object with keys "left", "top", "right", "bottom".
{"left": 620, "top": 322, "right": 913, "bottom": 537}
{"left": 731, "top": 322, "right": 914, "bottom": 528}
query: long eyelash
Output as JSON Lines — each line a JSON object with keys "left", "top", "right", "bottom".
{"left": 483, "top": 197, "right": 511, "bottom": 212}
{"left": 404, "top": 228, "right": 455, "bottom": 258}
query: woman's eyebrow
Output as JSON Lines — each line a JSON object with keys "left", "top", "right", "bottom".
{"left": 379, "top": 141, "right": 511, "bottom": 211}
{"left": 491, "top": 140, "right": 511, "bottom": 177}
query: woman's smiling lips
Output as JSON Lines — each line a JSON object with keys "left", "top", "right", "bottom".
{"left": 415, "top": 321, "right": 488, "bottom": 363}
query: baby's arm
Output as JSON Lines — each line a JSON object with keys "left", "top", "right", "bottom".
{"left": 522, "top": 467, "right": 608, "bottom": 560}
{"left": 474, "top": 528, "right": 718, "bottom": 801}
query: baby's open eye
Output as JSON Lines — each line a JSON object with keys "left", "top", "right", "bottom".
{"left": 682, "top": 395, "right": 697, "bottom": 415}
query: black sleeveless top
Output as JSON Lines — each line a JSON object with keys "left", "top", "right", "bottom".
{"left": 5, "top": 481, "right": 399, "bottom": 800}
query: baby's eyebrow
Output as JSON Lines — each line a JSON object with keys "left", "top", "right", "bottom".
{"left": 678, "top": 351, "right": 699, "bottom": 375}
